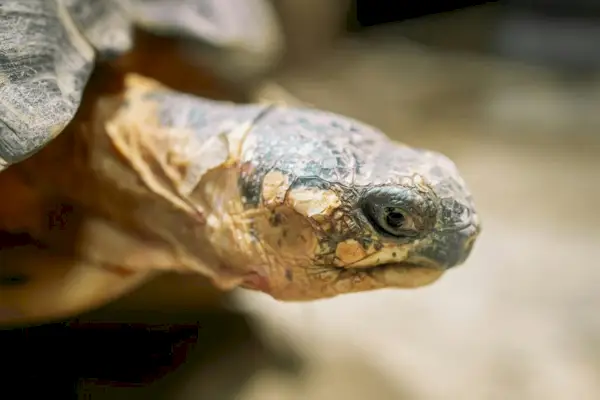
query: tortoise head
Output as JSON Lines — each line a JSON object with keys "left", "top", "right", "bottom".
{"left": 207, "top": 106, "right": 481, "bottom": 300}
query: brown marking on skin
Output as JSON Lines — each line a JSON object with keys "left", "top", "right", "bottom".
{"left": 261, "top": 170, "right": 290, "bottom": 208}
{"left": 223, "top": 203, "right": 318, "bottom": 295}
{"left": 287, "top": 188, "right": 340, "bottom": 219}
{"left": 253, "top": 207, "right": 318, "bottom": 257}
{"left": 285, "top": 269, "right": 293, "bottom": 281}
{"left": 335, "top": 239, "right": 367, "bottom": 266}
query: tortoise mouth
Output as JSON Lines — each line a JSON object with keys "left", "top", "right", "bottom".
{"left": 339, "top": 258, "right": 442, "bottom": 273}
{"left": 239, "top": 260, "right": 444, "bottom": 299}
{"left": 335, "top": 260, "right": 445, "bottom": 289}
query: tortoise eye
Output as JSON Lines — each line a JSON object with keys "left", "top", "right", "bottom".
{"left": 384, "top": 208, "right": 406, "bottom": 229}
{"left": 363, "top": 202, "right": 418, "bottom": 238}
{"left": 374, "top": 207, "right": 417, "bottom": 237}
{"left": 360, "top": 187, "right": 426, "bottom": 239}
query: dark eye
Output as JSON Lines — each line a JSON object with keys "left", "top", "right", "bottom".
{"left": 360, "top": 187, "right": 425, "bottom": 239}
{"left": 366, "top": 205, "right": 417, "bottom": 238}
{"left": 385, "top": 208, "right": 406, "bottom": 229}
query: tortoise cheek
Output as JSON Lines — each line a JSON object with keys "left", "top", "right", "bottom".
{"left": 286, "top": 187, "right": 341, "bottom": 220}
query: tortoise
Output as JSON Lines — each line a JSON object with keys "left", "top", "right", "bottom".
{"left": 0, "top": 0, "right": 481, "bottom": 326}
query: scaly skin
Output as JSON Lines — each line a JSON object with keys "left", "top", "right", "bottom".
{"left": 0, "top": 74, "right": 480, "bottom": 324}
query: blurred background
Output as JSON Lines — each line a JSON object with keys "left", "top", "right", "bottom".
{"left": 6, "top": 1, "right": 600, "bottom": 398}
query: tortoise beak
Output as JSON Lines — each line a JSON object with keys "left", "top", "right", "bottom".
{"left": 413, "top": 218, "right": 481, "bottom": 270}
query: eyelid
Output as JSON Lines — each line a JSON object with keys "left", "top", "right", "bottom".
{"left": 366, "top": 205, "right": 417, "bottom": 238}
{"left": 359, "top": 186, "right": 437, "bottom": 235}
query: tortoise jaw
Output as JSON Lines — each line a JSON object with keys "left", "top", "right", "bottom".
{"left": 343, "top": 258, "right": 442, "bottom": 272}
{"left": 238, "top": 261, "right": 444, "bottom": 301}
{"left": 235, "top": 257, "right": 445, "bottom": 301}
{"left": 363, "top": 261, "right": 445, "bottom": 289}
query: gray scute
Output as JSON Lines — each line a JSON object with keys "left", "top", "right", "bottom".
{"left": 0, "top": 0, "right": 95, "bottom": 166}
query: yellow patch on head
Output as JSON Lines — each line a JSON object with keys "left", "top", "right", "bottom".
{"left": 262, "top": 170, "right": 290, "bottom": 207}
{"left": 348, "top": 244, "right": 411, "bottom": 268}
{"left": 335, "top": 239, "right": 367, "bottom": 266}
{"left": 287, "top": 188, "right": 340, "bottom": 219}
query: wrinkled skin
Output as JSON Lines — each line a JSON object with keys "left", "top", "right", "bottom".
{"left": 0, "top": 74, "right": 480, "bottom": 324}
